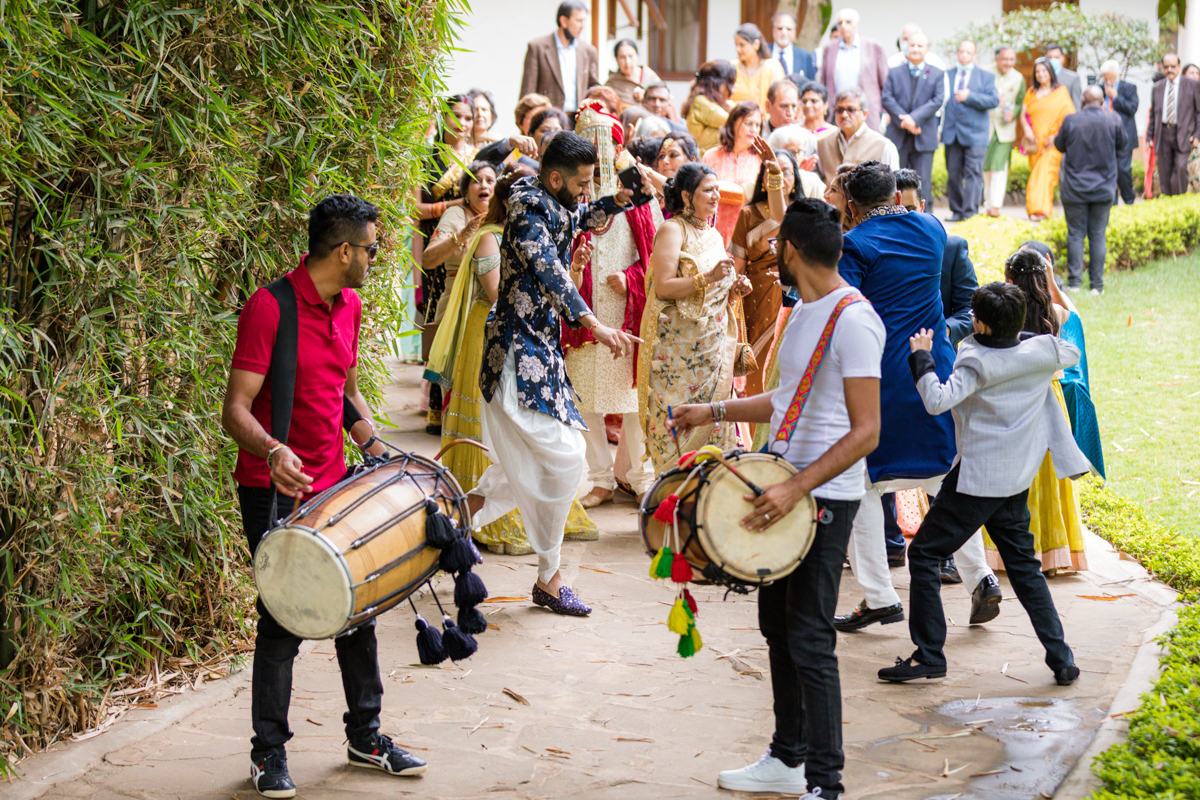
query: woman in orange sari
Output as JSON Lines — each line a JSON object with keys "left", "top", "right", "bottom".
{"left": 1021, "top": 58, "right": 1074, "bottom": 221}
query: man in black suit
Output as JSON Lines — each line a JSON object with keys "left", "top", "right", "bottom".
{"left": 770, "top": 11, "right": 817, "bottom": 80}
{"left": 881, "top": 33, "right": 945, "bottom": 214}
{"left": 1101, "top": 60, "right": 1139, "bottom": 205}
{"left": 1056, "top": 86, "right": 1128, "bottom": 294}
{"left": 1149, "top": 53, "right": 1200, "bottom": 197}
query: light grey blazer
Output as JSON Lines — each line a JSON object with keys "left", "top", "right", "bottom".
{"left": 914, "top": 334, "right": 1093, "bottom": 498}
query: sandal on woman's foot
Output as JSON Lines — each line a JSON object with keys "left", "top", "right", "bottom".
{"left": 504, "top": 542, "right": 535, "bottom": 556}
{"left": 531, "top": 584, "right": 592, "bottom": 616}
{"left": 579, "top": 489, "right": 613, "bottom": 509}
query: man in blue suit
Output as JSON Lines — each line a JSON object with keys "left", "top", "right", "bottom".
{"left": 834, "top": 161, "right": 1000, "bottom": 632}
{"left": 942, "top": 40, "right": 999, "bottom": 221}
{"left": 882, "top": 32, "right": 945, "bottom": 214}
{"left": 770, "top": 11, "right": 817, "bottom": 81}
{"left": 1101, "top": 60, "right": 1139, "bottom": 205}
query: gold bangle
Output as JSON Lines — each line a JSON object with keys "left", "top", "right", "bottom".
{"left": 765, "top": 172, "right": 783, "bottom": 191}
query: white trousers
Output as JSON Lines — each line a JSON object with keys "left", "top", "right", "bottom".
{"left": 847, "top": 474, "right": 994, "bottom": 609}
{"left": 581, "top": 412, "right": 654, "bottom": 495}
{"left": 983, "top": 166, "right": 1009, "bottom": 211}
{"left": 473, "top": 351, "right": 586, "bottom": 584}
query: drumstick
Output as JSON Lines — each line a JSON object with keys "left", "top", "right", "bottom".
{"left": 666, "top": 406, "right": 683, "bottom": 459}
{"left": 435, "top": 438, "right": 490, "bottom": 461}
{"left": 291, "top": 495, "right": 302, "bottom": 516}
{"left": 710, "top": 453, "right": 765, "bottom": 497}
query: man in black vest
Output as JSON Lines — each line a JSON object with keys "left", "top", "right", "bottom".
{"left": 222, "top": 195, "right": 424, "bottom": 798}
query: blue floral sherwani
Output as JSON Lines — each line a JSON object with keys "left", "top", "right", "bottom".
{"left": 481, "top": 176, "right": 624, "bottom": 430}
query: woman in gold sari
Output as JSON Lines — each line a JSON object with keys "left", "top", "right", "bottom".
{"left": 639, "top": 162, "right": 752, "bottom": 474}
{"left": 432, "top": 166, "right": 599, "bottom": 555}
{"left": 1021, "top": 59, "right": 1074, "bottom": 222}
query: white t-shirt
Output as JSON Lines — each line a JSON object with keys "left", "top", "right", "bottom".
{"left": 768, "top": 286, "right": 885, "bottom": 500}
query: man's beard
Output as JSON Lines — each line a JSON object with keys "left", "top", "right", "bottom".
{"left": 554, "top": 184, "right": 580, "bottom": 210}
{"left": 561, "top": 26, "right": 575, "bottom": 43}
{"left": 777, "top": 248, "right": 797, "bottom": 288}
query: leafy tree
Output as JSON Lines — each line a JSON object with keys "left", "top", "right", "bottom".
{"left": 944, "top": 2, "right": 1165, "bottom": 77}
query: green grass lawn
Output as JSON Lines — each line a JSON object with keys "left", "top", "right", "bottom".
{"left": 1073, "top": 253, "right": 1200, "bottom": 538}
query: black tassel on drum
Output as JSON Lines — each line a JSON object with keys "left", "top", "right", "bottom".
{"left": 441, "top": 615, "right": 478, "bottom": 661}
{"left": 439, "top": 534, "right": 482, "bottom": 574}
{"left": 454, "top": 570, "right": 487, "bottom": 609}
{"left": 457, "top": 606, "right": 488, "bottom": 635}
{"left": 414, "top": 615, "right": 447, "bottom": 665}
{"left": 424, "top": 499, "right": 459, "bottom": 550}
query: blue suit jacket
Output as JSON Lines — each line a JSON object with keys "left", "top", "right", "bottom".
{"left": 778, "top": 44, "right": 817, "bottom": 81}
{"left": 1109, "top": 81, "right": 1139, "bottom": 152}
{"left": 882, "top": 62, "right": 946, "bottom": 153}
{"left": 840, "top": 209, "right": 957, "bottom": 481}
{"left": 941, "top": 66, "right": 999, "bottom": 148}
{"left": 941, "top": 235, "right": 978, "bottom": 346}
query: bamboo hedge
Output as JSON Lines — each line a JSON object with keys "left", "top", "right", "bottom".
{"left": 0, "top": 0, "right": 463, "bottom": 765}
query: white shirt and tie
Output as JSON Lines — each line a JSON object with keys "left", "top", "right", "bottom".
{"left": 954, "top": 62, "right": 974, "bottom": 96}
{"left": 556, "top": 34, "right": 579, "bottom": 112}
{"left": 1163, "top": 75, "right": 1181, "bottom": 125}
{"left": 834, "top": 38, "right": 862, "bottom": 93}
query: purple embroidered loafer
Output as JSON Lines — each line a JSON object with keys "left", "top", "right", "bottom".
{"left": 531, "top": 584, "right": 592, "bottom": 616}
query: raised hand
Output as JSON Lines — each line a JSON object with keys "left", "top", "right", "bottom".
{"left": 750, "top": 136, "right": 781, "bottom": 173}
{"left": 909, "top": 328, "right": 934, "bottom": 352}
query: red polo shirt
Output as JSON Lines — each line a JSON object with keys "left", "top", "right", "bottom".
{"left": 231, "top": 258, "right": 361, "bottom": 493}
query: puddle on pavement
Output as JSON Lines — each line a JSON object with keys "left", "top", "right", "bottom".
{"left": 860, "top": 696, "right": 1106, "bottom": 799}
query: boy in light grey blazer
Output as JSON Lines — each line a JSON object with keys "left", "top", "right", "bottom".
{"left": 879, "top": 282, "right": 1090, "bottom": 686}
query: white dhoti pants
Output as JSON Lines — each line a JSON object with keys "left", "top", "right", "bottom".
{"left": 473, "top": 351, "right": 586, "bottom": 584}
{"left": 581, "top": 412, "right": 654, "bottom": 495}
{"left": 847, "top": 474, "right": 994, "bottom": 609}
{"left": 984, "top": 166, "right": 1009, "bottom": 211}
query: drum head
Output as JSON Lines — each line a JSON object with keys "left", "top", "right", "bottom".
{"left": 254, "top": 527, "right": 353, "bottom": 640}
{"left": 696, "top": 453, "right": 816, "bottom": 584}
{"left": 639, "top": 468, "right": 713, "bottom": 574}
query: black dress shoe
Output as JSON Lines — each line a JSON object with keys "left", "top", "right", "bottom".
{"left": 939, "top": 557, "right": 962, "bottom": 584}
{"left": 1054, "top": 665, "right": 1080, "bottom": 686}
{"left": 878, "top": 656, "right": 947, "bottom": 682}
{"left": 834, "top": 599, "right": 904, "bottom": 632}
{"left": 887, "top": 549, "right": 906, "bottom": 568}
{"left": 969, "top": 575, "right": 1003, "bottom": 624}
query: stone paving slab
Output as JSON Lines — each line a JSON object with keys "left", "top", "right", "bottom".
{"left": 4, "top": 362, "right": 1174, "bottom": 800}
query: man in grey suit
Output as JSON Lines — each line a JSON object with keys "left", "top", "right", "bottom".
{"left": 1149, "top": 52, "right": 1200, "bottom": 196}
{"left": 1044, "top": 43, "right": 1081, "bottom": 111}
{"left": 519, "top": 0, "right": 600, "bottom": 114}
{"left": 879, "top": 277, "right": 1089, "bottom": 685}
{"left": 942, "top": 41, "right": 999, "bottom": 221}
{"left": 882, "top": 33, "right": 945, "bottom": 214}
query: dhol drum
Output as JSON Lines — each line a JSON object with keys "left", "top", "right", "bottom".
{"left": 254, "top": 452, "right": 466, "bottom": 639}
{"left": 639, "top": 450, "right": 818, "bottom": 588}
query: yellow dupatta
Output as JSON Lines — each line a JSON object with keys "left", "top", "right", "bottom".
{"left": 423, "top": 223, "right": 503, "bottom": 389}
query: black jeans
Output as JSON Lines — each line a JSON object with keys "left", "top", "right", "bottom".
{"left": 906, "top": 466, "right": 1074, "bottom": 671}
{"left": 881, "top": 492, "right": 905, "bottom": 554}
{"left": 239, "top": 485, "right": 383, "bottom": 760}
{"left": 944, "top": 142, "right": 987, "bottom": 217}
{"left": 1062, "top": 200, "right": 1112, "bottom": 291}
{"left": 758, "top": 498, "right": 859, "bottom": 800}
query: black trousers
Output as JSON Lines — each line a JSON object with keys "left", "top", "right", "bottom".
{"left": 1062, "top": 200, "right": 1112, "bottom": 291}
{"left": 881, "top": 492, "right": 905, "bottom": 554}
{"left": 944, "top": 142, "right": 987, "bottom": 217}
{"left": 897, "top": 141, "right": 936, "bottom": 214}
{"left": 758, "top": 497, "right": 859, "bottom": 800}
{"left": 1158, "top": 130, "right": 1190, "bottom": 196}
{"left": 906, "top": 465, "right": 1074, "bottom": 671}
{"left": 1116, "top": 147, "right": 1135, "bottom": 205}
{"left": 239, "top": 485, "right": 383, "bottom": 760}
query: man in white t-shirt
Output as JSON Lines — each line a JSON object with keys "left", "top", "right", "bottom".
{"left": 670, "top": 198, "right": 884, "bottom": 800}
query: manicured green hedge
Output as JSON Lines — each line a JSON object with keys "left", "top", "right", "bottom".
{"left": 952, "top": 193, "right": 1200, "bottom": 281}
{"left": 928, "top": 148, "right": 1146, "bottom": 201}
{"left": 1079, "top": 479, "right": 1200, "bottom": 799}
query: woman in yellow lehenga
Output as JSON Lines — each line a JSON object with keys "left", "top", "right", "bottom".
{"left": 427, "top": 166, "right": 598, "bottom": 555}
{"left": 983, "top": 248, "right": 1089, "bottom": 574}
{"left": 639, "top": 162, "right": 752, "bottom": 474}
{"left": 1021, "top": 59, "right": 1075, "bottom": 222}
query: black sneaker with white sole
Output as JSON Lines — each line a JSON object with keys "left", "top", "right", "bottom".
{"left": 348, "top": 732, "right": 428, "bottom": 776}
{"left": 250, "top": 750, "right": 296, "bottom": 799}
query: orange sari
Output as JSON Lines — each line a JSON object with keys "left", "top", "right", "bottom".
{"left": 1023, "top": 86, "right": 1073, "bottom": 218}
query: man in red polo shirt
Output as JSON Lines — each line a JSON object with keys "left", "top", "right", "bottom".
{"left": 222, "top": 195, "right": 425, "bottom": 798}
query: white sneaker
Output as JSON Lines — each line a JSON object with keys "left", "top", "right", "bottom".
{"left": 717, "top": 752, "right": 806, "bottom": 793}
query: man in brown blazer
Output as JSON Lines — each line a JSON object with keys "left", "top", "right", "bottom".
{"left": 817, "top": 8, "right": 889, "bottom": 132}
{"left": 1149, "top": 52, "right": 1200, "bottom": 196}
{"left": 520, "top": 0, "right": 600, "bottom": 114}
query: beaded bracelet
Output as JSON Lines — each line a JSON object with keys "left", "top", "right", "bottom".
{"left": 266, "top": 443, "right": 288, "bottom": 467}
{"left": 263, "top": 438, "right": 280, "bottom": 459}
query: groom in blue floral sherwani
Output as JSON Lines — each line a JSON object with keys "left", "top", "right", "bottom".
{"left": 471, "top": 132, "right": 647, "bottom": 616}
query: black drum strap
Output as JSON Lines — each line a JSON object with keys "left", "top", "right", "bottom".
{"left": 264, "top": 278, "right": 298, "bottom": 526}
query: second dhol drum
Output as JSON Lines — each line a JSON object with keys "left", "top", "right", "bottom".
{"left": 639, "top": 450, "right": 818, "bottom": 588}
{"left": 254, "top": 452, "right": 467, "bottom": 639}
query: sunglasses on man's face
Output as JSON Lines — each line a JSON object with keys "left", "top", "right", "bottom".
{"left": 834, "top": 106, "right": 862, "bottom": 116}
{"left": 343, "top": 241, "right": 380, "bottom": 259}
